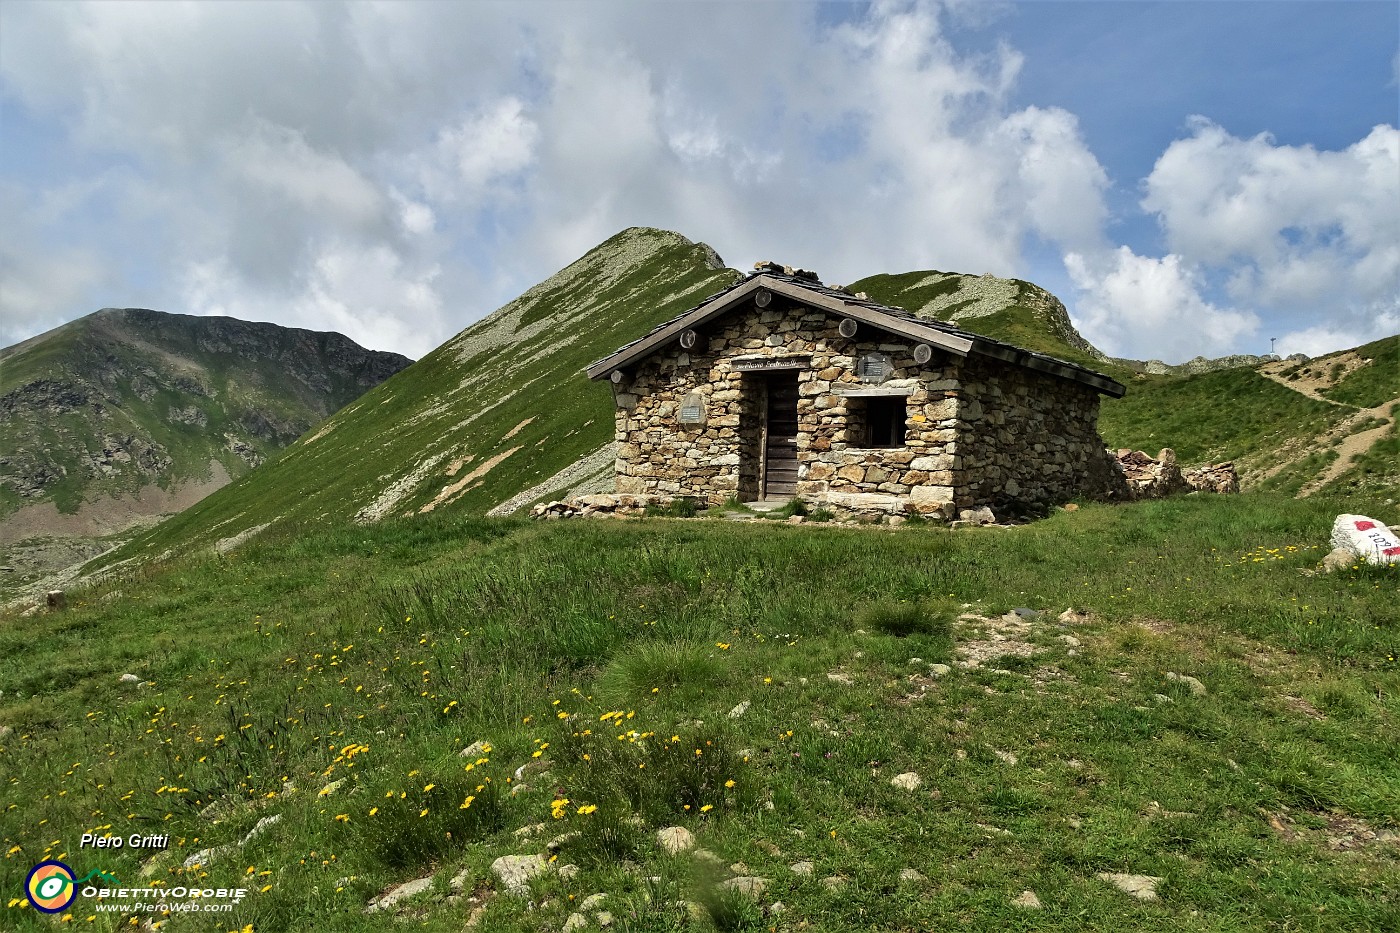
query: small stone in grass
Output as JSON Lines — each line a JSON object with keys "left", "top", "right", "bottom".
{"left": 898, "top": 868, "right": 927, "bottom": 884}
{"left": 1096, "top": 872, "right": 1162, "bottom": 901}
{"left": 1012, "top": 890, "right": 1042, "bottom": 909}
{"left": 1166, "top": 672, "right": 1207, "bottom": 696}
{"left": 491, "top": 854, "right": 548, "bottom": 895}
{"left": 790, "top": 860, "right": 814, "bottom": 876}
{"left": 890, "top": 771, "right": 923, "bottom": 791}
{"left": 719, "top": 876, "right": 768, "bottom": 899}
{"left": 657, "top": 826, "right": 695, "bottom": 855}
{"left": 365, "top": 876, "right": 433, "bottom": 913}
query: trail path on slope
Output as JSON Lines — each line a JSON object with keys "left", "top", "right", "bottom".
{"left": 1297, "top": 397, "right": 1398, "bottom": 497}
{"left": 1256, "top": 355, "right": 1363, "bottom": 405}
{"left": 1252, "top": 360, "right": 1395, "bottom": 494}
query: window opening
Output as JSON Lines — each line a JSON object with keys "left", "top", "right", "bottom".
{"left": 847, "top": 396, "right": 906, "bottom": 448}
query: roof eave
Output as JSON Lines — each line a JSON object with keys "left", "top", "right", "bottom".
{"left": 586, "top": 274, "right": 972, "bottom": 380}
{"left": 586, "top": 273, "right": 1126, "bottom": 398}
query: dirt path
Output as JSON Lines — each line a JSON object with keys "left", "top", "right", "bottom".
{"left": 1297, "top": 398, "right": 1398, "bottom": 497}
{"left": 1257, "top": 355, "right": 1365, "bottom": 405}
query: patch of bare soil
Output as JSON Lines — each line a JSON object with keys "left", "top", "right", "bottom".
{"left": 1266, "top": 807, "right": 1400, "bottom": 853}
{"left": 1258, "top": 353, "right": 1369, "bottom": 403}
{"left": 954, "top": 611, "right": 1046, "bottom": 669}
{"left": 1277, "top": 694, "right": 1327, "bottom": 721}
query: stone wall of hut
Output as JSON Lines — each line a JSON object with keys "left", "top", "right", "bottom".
{"left": 611, "top": 296, "right": 1115, "bottom": 517}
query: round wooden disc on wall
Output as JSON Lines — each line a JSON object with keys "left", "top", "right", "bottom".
{"left": 913, "top": 343, "right": 933, "bottom": 364}
{"left": 755, "top": 288, "right": 772, "bottom": 308}
{"left": 679, "top": 328, "right": 700, "bottom": 349}
{"left": 838, "top": 318, "right": 859, "bottom": 338}
{"left": 610, "top": 370, "right": 625, "bottom": 385}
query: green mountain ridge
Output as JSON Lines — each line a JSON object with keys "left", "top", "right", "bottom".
{"left": 79, "top": 228, "right": 1397, "bottom": 579}
{"left": 84, "top": 228, "right": 739, "bottom": 571}
{"left": 0, "top": 308, "right": 410, "bottom": 547}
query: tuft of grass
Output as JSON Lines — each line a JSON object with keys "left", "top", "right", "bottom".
{"left": 857, "top": 598, "right": 956, "bottom": 639}
{"left": 599, "top": 641, "right": 725, "bottom": 700}
{"left": 646, "top": 497, "right": 703, "bottom": 518}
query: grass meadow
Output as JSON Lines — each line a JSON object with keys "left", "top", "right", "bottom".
{"left": 1, "top": 493, "right": 1396, "bottom": 931}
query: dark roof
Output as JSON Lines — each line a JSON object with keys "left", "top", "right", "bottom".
{"left": 586, "top": 266, "right": 1125, "bottom": 397}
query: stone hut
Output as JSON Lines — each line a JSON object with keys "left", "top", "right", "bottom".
{"left": 586, "top": 263, "right": 1127, "bottom": 519}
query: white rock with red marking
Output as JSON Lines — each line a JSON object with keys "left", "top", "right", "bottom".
{"left": 1330, "top": 514, "right": 1400, "bottom": 565}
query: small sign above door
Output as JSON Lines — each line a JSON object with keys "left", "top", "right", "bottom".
{"left": 731, "top": 355, "right": 810, "bottom": 372}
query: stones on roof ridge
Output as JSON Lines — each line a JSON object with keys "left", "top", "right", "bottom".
{"left": 752, "top": 260, "right": 820, "bottom": 282}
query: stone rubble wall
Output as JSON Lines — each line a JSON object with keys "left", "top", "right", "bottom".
{"left": 1111, "top": 448, "right": 1239, "bottom": 499}
{"left": 955, "top": 353, "right": 1128, "bottom": 512}
{"left": 530, "top": 494, "right": 667, "bottom": 519}
{"left": 1183, "top": 461, "right": 1240, "bottom": 495}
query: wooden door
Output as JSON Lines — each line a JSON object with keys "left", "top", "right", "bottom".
{"left": 763, "top": 373, "right": 799, "bottom": 499}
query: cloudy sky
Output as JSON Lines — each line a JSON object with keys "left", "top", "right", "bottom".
{"left": 2, "top": 1, "right": 1396, "bottom": 362}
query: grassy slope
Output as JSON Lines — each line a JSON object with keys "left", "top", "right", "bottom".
{"left": 93, "top": 229, "right": 738, "bottom": 566}
{"left": 0, "top": 311, "right": 407, "bottom": 518}
{"left": 1097, "top": 368, "right": 1352, "bottom": 466}
{"left": 848, "top": 269, "right": 1365, "bottom": 479}
{"left": 849, "top": 270, "right": 1135, "bottom": 383}
{"left": 1320, "top": 334, "right": 1400, "bottom": 408}
{"left": 1, "top": 495, "right": 1396, "bottom": 932}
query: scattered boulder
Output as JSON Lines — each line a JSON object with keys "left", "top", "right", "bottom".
{"left": 1096, "top": 872, "right": 1162, "bottom": 901}
{"left": 562, "top": 913, "right": 589, "bottom": 932}
{"left": 1011, "top": 890, "right": 1042, "bottom": 909}
{"left": 240, "top": 814, "right": 281, "bottom": 845}
{"left": 460, "top": 740, "right": 491, "bottom": 759}
{"left": 728, "top": 700, "right": 751, "bottom": 719}
{"left": 1321, "top": 547, "right": 1355, "bottom": 573}
{"left": 366, "top": 876, "right": 434, "bottom": 913}
{"left": 46, "top": 590, "right": 66, "bottom": 611}
{"left": 958, "top": 506, "right": 996, "bottom": 525}
{"left": 927, "top": 663, "right": 951, "bottom": 677}
{"left": 1165, "top": 672, "right": 1207, "bottom": 697}
{"left": 820, "top": 875, "right": 848, "bottom": 891}
{"left": 789, "top": 860, "right": 814, "bottom": 876}
{"left": 1329, "top": 514, "right": 1400, "bottom": 566}
{"left": 656, "top": 826, "right": 696, "bottom": 855}
{"left": 826, "top": 671, "right": 854, "bottom": 685}
{"left": 720, "top": 876, "right": 768, "bottom": 899}
{"left": 119, "top": 673, "right": 142, "bottom": 685}
{"left": 898, "top": 868, "right": 927, "bottom": 884}
{"left": 182, "top": 845, "right": 233, "bottom": 870}
{"left": 890, "top": 772, "right": 923, "bottom": 792}
{"left": 450, "top": 868, "right": 472, "bottom": 893}
{"left": 491, "top": 854, "right": 549, "bottom": 896}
